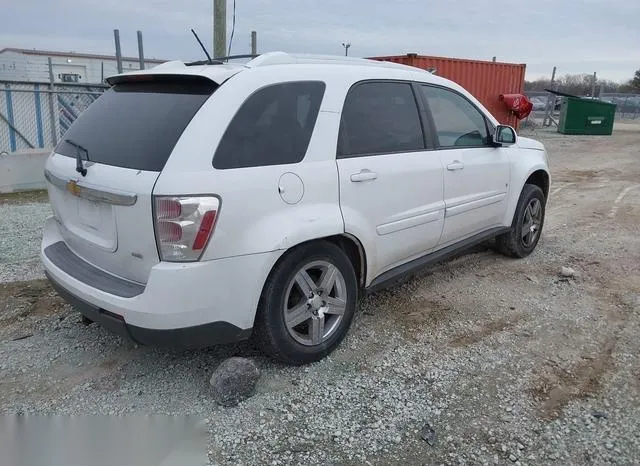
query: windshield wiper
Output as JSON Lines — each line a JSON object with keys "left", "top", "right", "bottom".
{"left": 65, "top": 139, "right": 89, "bottom": 177}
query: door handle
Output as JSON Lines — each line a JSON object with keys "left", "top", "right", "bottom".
{"left": 447, "top": 161, "right": 465, "bottom": 171}
{"left": 350, "top": 169, "right": 378, "bottom": 182}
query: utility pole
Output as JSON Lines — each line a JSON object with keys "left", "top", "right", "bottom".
{"left": 114, "top": 29, "right": 123, "bottom": 74}
{"left": 214, "top": 0, "right": 227, "bottom": 58}
{"left": 137, "top": 30, "right": 145, "bottom": 69}
{"left": 251, "top": 31, "right": 257, "bottom": 55}
{"left": 342, "top": 42, "right": 351, "bottom": 56}
{"left": 591, "top": 71, "right": 597, "bottom": 98}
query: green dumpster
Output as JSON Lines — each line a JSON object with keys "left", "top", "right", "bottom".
{"left": 558, "top": 97, "right": 616, "bottom": 135}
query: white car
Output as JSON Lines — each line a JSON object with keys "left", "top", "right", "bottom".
{"left": 41, "top": 52, "right": 550, "bottom": 365}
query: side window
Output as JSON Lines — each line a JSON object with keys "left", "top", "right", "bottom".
{"left": 420, "top": 86, "right": 489, "bottom": 148}
{"left": 338, "top": 82, "right": 424, "bottom": 157}
{"left": 213, "top": 81, "right": 325, "bottom": 169}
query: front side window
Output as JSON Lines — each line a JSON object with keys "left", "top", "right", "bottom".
{"left": 213, "top": 81, "right": 325, "bottom": 169}
{"left": 338, "top": 81, "right": 425, "bottom": 157}
{"left": 420, "top": 86, "right": 489, "bottom": 148}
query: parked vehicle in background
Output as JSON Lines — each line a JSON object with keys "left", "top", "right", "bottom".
{"left": 41, "top": 52, "right": 550, "bottom": 365}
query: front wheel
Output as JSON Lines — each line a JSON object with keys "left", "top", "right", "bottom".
{"left": 496, "top": 184, "right": 546, "bottom": 258}
{"left": 254, "top": 241, "right": 358, "bottom": 365}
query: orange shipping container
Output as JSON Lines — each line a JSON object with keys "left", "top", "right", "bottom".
{"left": 369, "top": 54, "right": 526, "bottom": 128}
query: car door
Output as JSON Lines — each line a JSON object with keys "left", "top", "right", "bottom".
{"left": 419, "top": 85, "right": 510, "bottom": 246}
{"left": 336, "top": 81, "right": 445, "bottom": 280}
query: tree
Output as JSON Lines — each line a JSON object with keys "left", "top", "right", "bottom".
{"left": 632, "top": 69, "right": 640, "bottom": 89}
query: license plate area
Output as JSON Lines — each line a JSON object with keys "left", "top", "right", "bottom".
{"left": 54, "top": 187, "right": 117, "bottom": 252}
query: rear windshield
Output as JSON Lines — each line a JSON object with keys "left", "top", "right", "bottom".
{"left": 55, "top": 78, "right": 216, "bottom": 172}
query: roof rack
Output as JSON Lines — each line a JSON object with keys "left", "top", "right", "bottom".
{"left": 244, "top": 52, "right": 427, "bottom": 72}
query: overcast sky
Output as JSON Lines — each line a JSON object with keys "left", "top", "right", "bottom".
{"left": 3, "top": 0, "right": 639, "bottom": 82}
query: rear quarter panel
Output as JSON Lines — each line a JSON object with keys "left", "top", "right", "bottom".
{"left": 153, "top": 68, "right": 347, "bottom": 260}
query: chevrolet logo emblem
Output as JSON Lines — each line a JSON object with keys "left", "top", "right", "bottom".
{"left": 66, "top": 180, "right": 81, "bottom": 196}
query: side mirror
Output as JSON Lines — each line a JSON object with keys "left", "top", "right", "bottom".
{"left": 494, "top": 125, "right": 517, "bottom": 146}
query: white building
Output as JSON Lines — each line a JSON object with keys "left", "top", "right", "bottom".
{"left": 0, "top": 48, "right": 166, "bottom": 85}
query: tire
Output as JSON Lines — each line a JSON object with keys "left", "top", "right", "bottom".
{"left": 496, "top": 184, "right": 546, "bottom": 258}
{"left": 254, "top": 241, "right": 358, "bottom": 365}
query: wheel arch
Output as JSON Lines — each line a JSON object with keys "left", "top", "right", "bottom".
{"left": 260, "top": 234, "right": 367, "bottom": 299}
{"left": 503, "top": 164, "right": 550, "bottom": 227}
{"left": 525, "top": 169, "right": 550, "bottom": 200}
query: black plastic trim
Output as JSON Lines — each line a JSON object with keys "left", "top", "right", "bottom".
{"left": 367, "top": 227, "right": 509, "bottom": 293}
{"left": 44, "top": 241, "right": 145, "bottom": 298}
{"left": 46, "top": 271, "right": 252, "bottom": 349}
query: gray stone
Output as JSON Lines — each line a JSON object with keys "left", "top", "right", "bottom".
{"left": 210, "top": 357, "right": 260, "bottom": 407}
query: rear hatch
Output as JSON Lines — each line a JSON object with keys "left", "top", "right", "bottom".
{"left": 45, "top": 75, "right": 218, "bottom": 284}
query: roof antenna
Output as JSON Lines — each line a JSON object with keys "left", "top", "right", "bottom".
{"left": 191, "top": 28, "right": 213, "bottom": 64}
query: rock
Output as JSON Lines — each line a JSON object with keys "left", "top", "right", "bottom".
{"left": 210, "top": 357, "right": 260, "bottom": 407}
{"left": 420, "top": 423, "right": 437, "bottom": 446}
{"left": 605, "top": 442, "right": 614, "bottom": 450}
{"left": 509, "top": 454, "right": 517, "bottom": 462}
{"left": 591, "top": 411, "right": 608, "bottom": 419}
{"left": 526, "top": 275, "right": 539, "bottom": 284}
{"left": 560, "top": 266, "right": 577, "bottom": 278}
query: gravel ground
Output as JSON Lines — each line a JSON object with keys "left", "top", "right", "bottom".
{"left": 1, "top": 126, "right": 639, "bottom": 465}
{"left": 0, "top": 191, "right": 51, "bottom": 283}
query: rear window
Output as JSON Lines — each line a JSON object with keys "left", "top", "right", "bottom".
{"left": 55, "top": 78, "right": 216, "bottom": 172}
{"left": 213, "top": 81, "right": 325, "bottom": 169}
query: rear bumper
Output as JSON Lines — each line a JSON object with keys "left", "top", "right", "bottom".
{"left": 41, "top": 217, "right": 280, "bottom": 348}
{"left": 46, "top": 271, "right": 251, "bottom": 348}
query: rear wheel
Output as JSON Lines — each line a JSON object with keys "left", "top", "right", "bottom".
{"left": 496, "top": 184, "right": 546, "bottom": 258}
{"left": 254, "top": 241, "right": 357, "bottom": 365}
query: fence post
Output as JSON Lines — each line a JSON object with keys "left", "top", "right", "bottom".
{"left": 47, "top": 57, "right": 58, "bottom": 146}
{"left": 623, "top": 96, "right": 629, "bottom": 119}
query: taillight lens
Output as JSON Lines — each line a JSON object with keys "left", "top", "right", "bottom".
{"left": 153, "top": 196, "right": 220, "bottom": 262}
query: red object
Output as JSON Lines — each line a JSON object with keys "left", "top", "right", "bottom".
{"left": 156, "top": 198, "right": 182, "bottom": 219}
{"left": 369, "top": 54, "right": 526, "bottom": 128}
{"left": 192, "top": 210, "right": 217, "bottom": 250}
{"left": 157, "top": 221, "right": 183, "bottom": 243}
{"left": 499, "top": 94, "right": 533, "bottom": 120}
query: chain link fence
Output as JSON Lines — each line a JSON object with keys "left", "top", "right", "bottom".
{"left": 0, "top": 81, "right": 107, "bottom": 154}
{"left": 523, "top": 90, "right": 640, "bottom": 126}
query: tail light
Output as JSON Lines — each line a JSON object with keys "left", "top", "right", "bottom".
{"left": 153, "top": 195, "right": 220, "bottom": 262}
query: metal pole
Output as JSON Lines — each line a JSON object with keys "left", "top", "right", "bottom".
{"left": 624, "top": 96, "right": 629, "bottom": 119}
{"left": 591, "top": 72, "right": 596, "bottom": 98}
{"left": 342, "top": 43, "right": 351, "bottom": 56}
{"left": 543, "top": 66, "right": 557, "bottom": 127}
{"left": 114, "top": 29, "right": 123, "bottom": 73}
{"left": 47, "top": 57, "right": 58, "bottom": 145}
{"left": 137, "top": 30, "right": 145, "bottom": 69}
{"left": 101, "top": 62, "right": 104, "bottom": 83}
{"left": 214, "top": 0, "right": 227, "bottom": 58}
{"left": 251, "top": 31, "right": 257, "bottom": 55}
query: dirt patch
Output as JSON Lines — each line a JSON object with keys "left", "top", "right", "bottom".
{"left": 363, "top": 288, "right": 457, "bottom": 340}
{"left": 0, "top": 190, "right": 49, "bottom": 205}
{"left": 532, "top": 337, "right": 616, "bottom": 420}
{"left": 450, "top": 314, "right": 525, "bottom": 347}
{"left": 0, "top": 279, "right": 68, "bottom": 336}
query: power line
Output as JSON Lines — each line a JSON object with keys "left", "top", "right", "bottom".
{"left": 227, "top": 0, "right": 237, "bottom": 57}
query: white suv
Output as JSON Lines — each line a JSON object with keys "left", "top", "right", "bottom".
{"left": 41, "top": 52, "right": 550, "bottom": 365}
